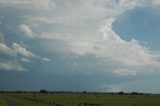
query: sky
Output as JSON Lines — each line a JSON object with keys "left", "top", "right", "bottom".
{"left": 0, "top": 0, "right": 160, "bottom": 93}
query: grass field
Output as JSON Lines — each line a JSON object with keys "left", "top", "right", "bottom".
{"left": 1, "top": 92, "right": 160, "bottom": 106}
{"left": 0, "top": 94, "right": 7, "bottom": 106}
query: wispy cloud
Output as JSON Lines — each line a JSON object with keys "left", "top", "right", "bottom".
{"left": 0, "top": 62, "right": 27, "bottom": 71}
{"left": 0, "top": 0, "right": 56, "bottom": 10}
{"left": 0, "top": 41, "right": 51, "bottom": 71}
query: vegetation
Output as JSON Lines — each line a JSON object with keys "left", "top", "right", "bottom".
{"left": 1, "top": 91, "right": 160, "bottom": 106}
{"left": 0, "top": 94, "right": 7, "bottom": 106}
{"left": 13, "top": 97, "right": 52, "bottom": 106}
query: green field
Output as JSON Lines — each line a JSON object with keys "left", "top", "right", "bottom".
{"left": 1, "top": 92, "right": 160, "bottom": 106}
{"left": 0, "top": 94, "right": 7, "bottom": 106}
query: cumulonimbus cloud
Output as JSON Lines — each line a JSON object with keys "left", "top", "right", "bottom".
{"left": 16, "top": 0, "right": 160, "bottom": 76}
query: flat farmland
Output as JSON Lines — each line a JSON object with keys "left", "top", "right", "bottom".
{"left": 1, "top": 92, "right": 160, "bottom": 106}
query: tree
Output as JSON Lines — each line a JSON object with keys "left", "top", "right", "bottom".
{"left": 40, "top": 89, "right": 48, "bottom": 93}
{"left": 118, "top": 91, "right": 124, "bottom": 95}
{"left": 131, "top": 92, "right": 138, "bottom": 95}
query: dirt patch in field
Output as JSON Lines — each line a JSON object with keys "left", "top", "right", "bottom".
{"left": 4, "top": 96, "right": 26, "bottom": 106}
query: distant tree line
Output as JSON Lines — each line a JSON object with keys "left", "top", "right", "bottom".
{"left": 0, "top": 90, "right": 153, "bottom": 95}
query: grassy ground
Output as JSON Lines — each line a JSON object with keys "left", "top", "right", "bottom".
{"left": 0, "top": 94, "right": 53, "bottom": 106}
{"left": 2, "top": 93, "right": 160, "bottom": 106}
{"left": 0, "top": 94, "right": 7, "bottom": 106}
{"left": 14, "top": 97, "right": 53, "bottom": 106}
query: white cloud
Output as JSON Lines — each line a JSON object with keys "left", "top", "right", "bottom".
{"left": 38, "top": 32, "right": 75, "bottom": 41}
{"left": 0, "top": 42, "right": 50, "bottom": 71}
{"left": 59, "top": 0, "right": 160, "bottom": 76}
{"left": 19, "top": 24, "right": 78, "bottom": 42}
{"left": 0, "top": 43, "right": 9, "bottom": 52}
{"left": 99, "top": 18, "right": 125, "bottom": 42}
{"left": 69, "top": 26, "right": 160, "bottom": 76}
{"left": 0, "top": 42, "right": 39, "bottom": 59}
{"left": 73, "top": 62, "right": 78, "bottom": 66}
{"left": 114, "top": 69, "right": 137, "bottom": 76}
{"left": 23, "top": 0, "right": 147, "bottom": 40}
{"left": 27, "top": 16, "right": 53, "bottom": 26}
{"left": 15, "top": 0, "right": 160, "bottom": 75}
{"left": 152, "top": 0, "right": 160, "bottom": 6}
{"left": 104, "top": 84, "right": 122, "bottom": 92}
{"left": 0, "top": 0, "right": 159, "bottom": 92}
{"left": 12, "top": 42, "right": 38, "bottom": 59}
{"left": 0, "top": 42, "right": 32, "bottom": 71}
{"left": 21, "top": 58, "right": 31, "bottom": 63}
{"left": 42, "top": 57, "right": 51, "bottom": 62}
{"left": 30, "top": 0, "right": 56, "bottom": 10}
{"left": 0, "top": 0, "right": 56, "bottom": 10}
{"left": 0, "top": 62, "right": 27, "bottom": 71}
{"left": 19, "top": 24, "right": 34, "bottom": 38}
{"left": 0, "top": 43, "right": 16, "bottom": 56}
{"left": 0, "top": 42, "right": 53, "bottom": 71}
